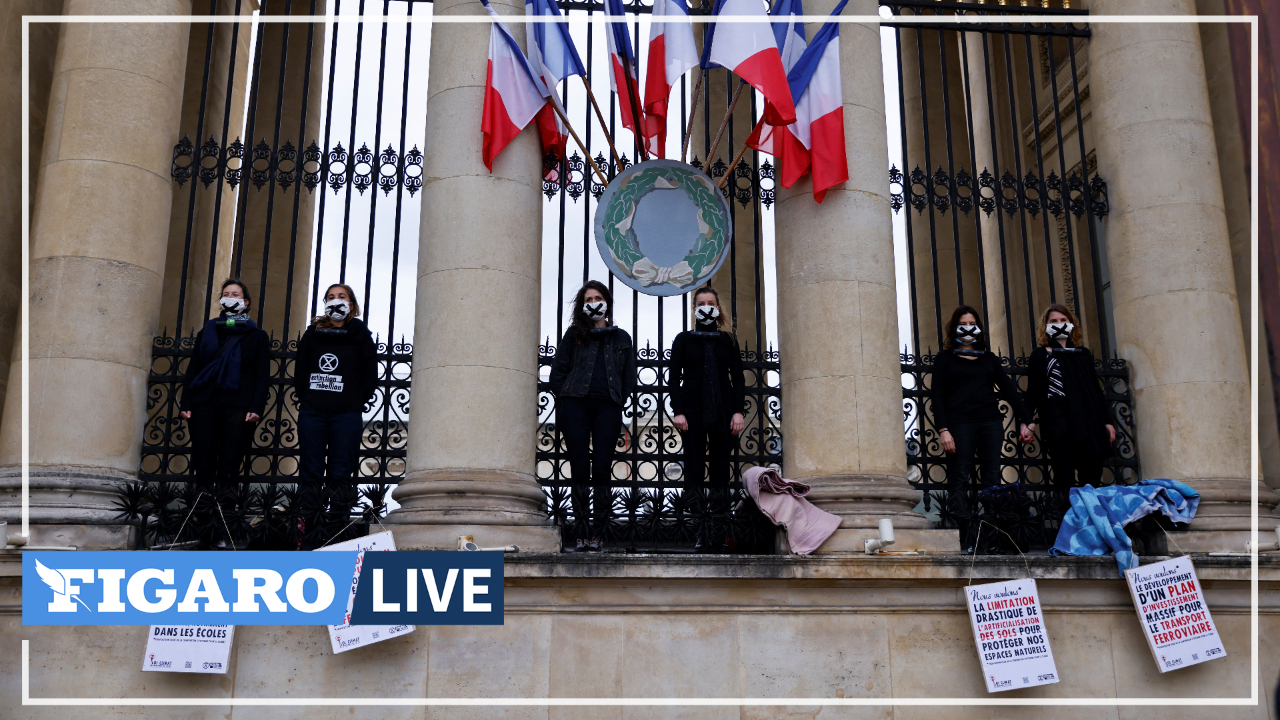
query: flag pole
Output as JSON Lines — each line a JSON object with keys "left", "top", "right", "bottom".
{"left": 680, "top": 70, "right": 704, "bottom": 164}
{"left": 619, "top": 56, "right": 650, "bottom": 162}
{"left": 716, "top": 136, "right": 753, "bottom": 191}
{"left": 706, "top": 79, "right": 747, "bottom": 167}
{"left": 550, "top": 100, "right": 611, "bottom": 188}
{"left": 580, "top": 77, "right": 624, "bottom": 171}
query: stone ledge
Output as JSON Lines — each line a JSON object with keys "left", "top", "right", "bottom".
{"left": 3, "top": 550, "right": 1276, "bottom": 582}
{"left": 503, "top": 552, "right": 1280, "bottom": 583}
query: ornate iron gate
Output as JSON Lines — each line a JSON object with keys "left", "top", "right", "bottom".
{"left": 883, "top": 0, "right": 1140, "bottom": 551}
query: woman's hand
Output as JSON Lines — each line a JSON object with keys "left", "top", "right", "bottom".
{"left": 673, "top": 414, "right": 688, "bottom": 432}
{"left": 1019, "top": 423, "right": 1034, "bottom": 444}
{"left": 180, "top": 411, "right": 192, "bottom": 420}
{"left": 940, "top": 429, "right": 955, "bottom": 454}
{"left": 1106, "top": 424, "right": 1116, "bottom": 443}
{"left": 245, "top": 412, "right": 261, "bottom": 423}
{"left": 730, "top": 413, "right": 745, "bottom": 436}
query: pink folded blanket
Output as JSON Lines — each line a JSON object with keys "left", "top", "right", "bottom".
{"left": 743, "top": 467, "right": 842, "bottom": 555}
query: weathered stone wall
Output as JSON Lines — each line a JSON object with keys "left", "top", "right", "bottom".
{"left": 2, "top": 555, "right": 1276, "bottom": 719}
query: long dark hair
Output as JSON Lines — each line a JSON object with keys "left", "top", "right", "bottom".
{"left": 568, "top": 280, "right": 613, "bottom": 342}
{"left": 943, "top": 305, "right": 988, "bottom": 351}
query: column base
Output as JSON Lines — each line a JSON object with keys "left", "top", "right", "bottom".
{"left": 801, "top": 474, "right": 933, "bottom": 529}
{"left": 4, "top": 523, "right": 137, "bottom": 550}
{"left": 1172, "top": 478, "right": 1280, "bottom": 552}
{"left": 0, "top": 465, "right": 138, "bottom": 548}
{"left": 378, "top": 522, "right": 562, "bottom": 553}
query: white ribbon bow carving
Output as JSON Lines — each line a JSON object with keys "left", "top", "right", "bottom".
{"left": 632, "top": 259, "right": 695, "bottom": 287}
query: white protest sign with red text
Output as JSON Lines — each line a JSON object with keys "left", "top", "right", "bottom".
{"left": 1124, "top": 556, "right": 1225, "bottom": 672}
{"left": 965, "top": 578, "right": 1059, "bottom": 693}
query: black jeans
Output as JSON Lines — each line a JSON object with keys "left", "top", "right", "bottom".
{"left": 188, "top": 402, "right": 254, "bottom": 486}
{"left": 682, "top": 413, "right": 733, "bottom": 514}
{"left": 297, "top": 407, "right": 364, "bottom": 484}
{"left": 1044, "top": 439, "right": 1104, "bottom": 489}
{"left": 559, "top": 396, "right": 623, "bottom": 536}
{"left": 945, "top": 419, "right": 1004, "bottom": 549}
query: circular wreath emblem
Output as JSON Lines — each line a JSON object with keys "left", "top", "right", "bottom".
{"left": 593, "top": 159, "right": 733, "bottom": 297}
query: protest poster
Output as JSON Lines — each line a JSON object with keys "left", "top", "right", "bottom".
{"left": 964, "top": 578, "right": 1059, "bottom": 692}
{"left": 317, "top": 530, "right": 415, "bottom": 654}
{"left": 1124, "top": 556, "right": 1226, "bottom": 672}
{"left": 142, "top": 625, "right": 234, "bottom": 674}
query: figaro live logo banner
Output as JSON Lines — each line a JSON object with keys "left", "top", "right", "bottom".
{"left": 23, "top": 551, "right": 504, "bottom": 625}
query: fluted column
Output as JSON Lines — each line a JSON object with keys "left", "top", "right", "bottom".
{"left": 0, "top": 0, "right": 193, "bottom": 548}
{"left": 774, "top": 0, "right": 956, "bottom": 553}
{"left": 1090, "top": 0, "right": 1278, "bottom": 550}
{"left": 387, "top": 0, "right": 558, "bottom": 551}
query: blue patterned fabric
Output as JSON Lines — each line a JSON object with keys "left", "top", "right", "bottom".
{"left": 1049, "top": 479, "right": 1200, "bottom": 575}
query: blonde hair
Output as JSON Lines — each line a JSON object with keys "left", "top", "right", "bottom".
{"left": 312, "top": 283, "right": 361, "bottom": 329}
{"left": 1036, "top": 303, "right": 1083, "bottom": 347}
{"left": 692, "top": 286, "right": 734, "bottom": 337}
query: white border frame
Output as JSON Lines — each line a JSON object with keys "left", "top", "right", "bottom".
{"left": 17, "top": 11, "right": 1263, "bottom": 708}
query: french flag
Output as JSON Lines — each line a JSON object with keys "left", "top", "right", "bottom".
{"left": 642, "top": 0, "right": 698, "bottom": 158}
{"left": 481, "top": 0, "right": 553, "bottom": 172}
{"left": 526, "top": 0, "right": 585, "bottom": 178}
{"left": 746, "top": 0, "right": 848, "bottom": 202}
{"left": 604, "top": 0, "right": 646, "bottom": 141}
{"left": 770, "top": 0, "right": 807, "bottom": 71}
{"left": 701, "top": 0, "right": 796, "bottom": 127}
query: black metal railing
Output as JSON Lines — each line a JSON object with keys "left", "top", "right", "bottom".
{"left": 901, "top": 350, "right": 1140, "bottom": 553}
{"left": 535, "top": 343, "right": 782, "bottom": 551}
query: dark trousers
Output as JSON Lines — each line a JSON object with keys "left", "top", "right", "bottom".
{"left": 560, "top": 396, "right": 623, "bottom": 535}
{"left": 682, "top": 413, "right": 733, "bottom": 514}
{"left": 297, "top": 407, "right": 364, "bottom": 484}
{"left": 1045, "top": 440, "right": 1104, "bottom": 489}
{"left": 945, "top": 419, "right": 1005, "bottom": 548}
{"left": 188, "top": 402, "right": 254, "bottom": 485}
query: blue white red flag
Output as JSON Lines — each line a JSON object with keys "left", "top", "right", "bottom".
{"left": 604, "top": 0, "right": 646, "bottom": 140}
{"left": 770, "top": 0, "right": 807, "bottom": 71}
{"left": 745, "top": 0, "right": 847, "bottom": 202}
{"left": 700, "top": 0, "right": 796, "bottom": 127}
{"left": 642, "top": 0, "right": 698, "bottom": 158}
{"left": 481, "top": 0, "right": 553, "bottom": 172}
{"left": 526, "top": 0, "right": 585, "bottom": 175}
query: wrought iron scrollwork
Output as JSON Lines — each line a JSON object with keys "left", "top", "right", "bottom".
{"left": 889, "top": 164, "right": 905, "bottom": 213}
{"left": 249, "top": 138, "right": 272, "bottom": 190}
{"left": 198, "top": 136, "right": 222, "bottom": 187}
{"left": 378, "top": 144, "right": 400, "bottom": 196}
{"left": 901, "top": 350, "right": 1140, "bottom": 553}
{"left": 172, "top": 135, "right": 194, "bottom": 187}
{"left": 326, "top": 142, "right": 348, "bottom": 194}
{"left": 302, "top": 141, "right": 322, "bottom": 193}
{"left": 351, "top": 143, "right": 374, "bottom": 195}
{"left": 276, "top": 141, "right": 298, "bottom": 190}
{"left": 759, "top": 159, "right": 776, "bottom": 210}
{"left": 403, "top": 146, "right": 423, "bottom": 197}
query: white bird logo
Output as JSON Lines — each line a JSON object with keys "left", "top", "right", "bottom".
{"left": 35, "top": 559, "right": 92, "bottom": 611}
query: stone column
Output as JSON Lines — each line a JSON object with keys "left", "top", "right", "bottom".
{"left": 774, "top": 0, "right": 956, "bottom": 553}
{"left": 0, "top": 0, "right": 193, "bottom": 548}
{"left": 386, "top": 0, "right": 558, "bottom": 552}
{"left": 0, "top": 0, "right": 64, "bottom": 433}
{"left": 1090, "top": 0, "right": 1278, "bottom": 549}
{"left": 1197, "top": 0, "right": 1280, "bottom": 502}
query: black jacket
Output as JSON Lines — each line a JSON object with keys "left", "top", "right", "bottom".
{"left": 549, "top": 325, "right": 637, "bottom": 406}
{"left": 292, "top": 318, "right": 379, "bottom": 413}
{"left": 931, "top": 349, "right": 1030, "bottom": 430}
{"left": 182, "top": 323, "right": 271, "bottom": 414}
{"left": 1025, "top": 344, "right": 1113, "bottom": 462}
{"left": 668, "top": 329, "right": 745, "bottom": 420}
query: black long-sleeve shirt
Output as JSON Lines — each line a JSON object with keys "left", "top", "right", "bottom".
{"left": 293, "top": 319, "right": 379, "bottom": 413}
{"left": 668, "top": 330, "right": 745, "bottom": 420}
{"left": 181, "top": 323, "right": 271, "bottom": 414}
{"left": 930, "top": 349, "right": 1029, "bottom": 430}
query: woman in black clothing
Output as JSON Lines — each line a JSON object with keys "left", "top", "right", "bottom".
{"left": 180, "top": 279, "right": 271, "bottom": 486}
{"left": 293, "top": 283, "right": 378, "bottom": 487}
{"left": 1024, "top": 304, "right": 1115, "bottom": 488}
{"left": 670, "top": 286, "right": 745, "bottom": 525}
{"left": 548, "top": 280, "right": 637, "bottom": 551}
{"left": 933, "top": 306, "right": 1032, "bottom": 549}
